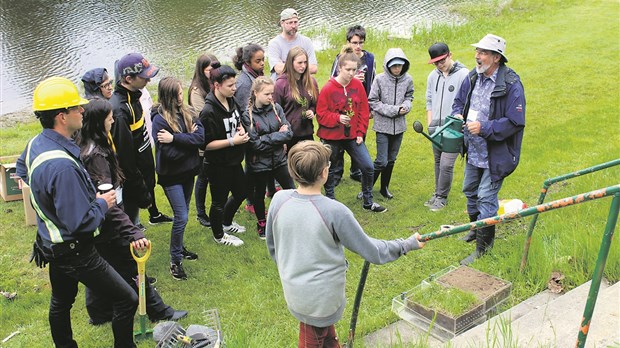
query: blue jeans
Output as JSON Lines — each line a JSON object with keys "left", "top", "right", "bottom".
{"left": 49, "top": 244, "right": 137, "bottom": 348}
{"left": 462, "top": 163, "right": 504, "bottom": 219}
{"left": 322, "top": 139, "right": 374, "bottom": 206}
{"left": 374, "top": 132, "right": 404, "bottom": 170}
{"left": 163, "top": 178, "right": 194, "bottom": 263}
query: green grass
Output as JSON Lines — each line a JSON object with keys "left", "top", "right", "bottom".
{"left": 1, "top": 0, "right": 619, "bottom": 347}
{"left": 407, "top": 282, "right": 479, "bottom": 318}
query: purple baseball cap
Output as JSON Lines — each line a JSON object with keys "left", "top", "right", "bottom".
{"left": 116, "top": 53, "right": 159, "bottom": 78}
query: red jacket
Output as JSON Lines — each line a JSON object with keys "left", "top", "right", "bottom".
{"left": 316, "top": 77, "right": 370, "bottom": 141}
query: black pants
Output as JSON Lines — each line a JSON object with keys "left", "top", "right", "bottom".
{"left": 85, "top": 241, "right": 172, "bottom": 323}
{"left": 208, "top": 163, "right": 247, "bottom": 239}
{"left": 49, "top": 244, "right": 137, "bottom": 348}
{"left": 251, "top": 166, "right": 295, "bottom": 221}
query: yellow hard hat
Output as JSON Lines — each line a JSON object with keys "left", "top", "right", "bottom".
{"left": 33, "top": 77, "right": 89, "bottom": 111}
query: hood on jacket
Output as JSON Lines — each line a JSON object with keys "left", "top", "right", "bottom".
{"left": 383, "top": 48, "right": 410, "bottom": 78}
{"left": 205, "top": 91, "right": 236, "bottom": 115}
{"left": 81, "top": 68, "right": 108, "bottom": 99}
{"left": 436, "top": 60, "right": 468, "bottom": 76}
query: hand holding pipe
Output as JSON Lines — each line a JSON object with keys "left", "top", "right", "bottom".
{"left": 419, "top": 185, "right": 620, "bottom": 242}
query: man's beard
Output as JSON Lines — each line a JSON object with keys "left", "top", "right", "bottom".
{"left": 475, "top": 61, "right": 491, "bottom": 74}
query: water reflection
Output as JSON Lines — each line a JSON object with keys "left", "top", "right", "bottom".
{"left": 1, "top": 0, "right": 464, "bottom": 114}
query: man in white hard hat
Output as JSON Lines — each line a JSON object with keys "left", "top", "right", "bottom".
{"left": 452, "top": 34, "right": 526, "bottom": 265}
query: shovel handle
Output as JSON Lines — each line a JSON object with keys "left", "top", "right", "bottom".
{"left": 130, "top": 243, "right": 151, "bottom": 316}
{"left": 130, "top": 242, "right": 151, "bottom": 266}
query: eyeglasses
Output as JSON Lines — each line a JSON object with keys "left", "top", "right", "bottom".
{"left": 99, "top": 80, "right": 113, "bottom": 89}
{"left": 66, "top": 105, "right": 83, "bottom": 113}
{"left": 349, "top": 41, "right": 364, "bottom": 46}
{"left": 433, "top": 57, "right": 448, "bottom": 65}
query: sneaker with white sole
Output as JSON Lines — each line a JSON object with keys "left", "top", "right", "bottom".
{"left": 223, "top": 222, "right": 246, "bottom": 234}
{"left": 149, "top": 213, "right": 173, "bottom": 225}
{"left": 429, "top": 197, "right": 447, "bottom": 211}
{"left": 423, "top": 195, "right": 437, "bottom": 207}
{"left": 214, "top": 233, "right": 244, "bottom": 247}
{"left": 363, "top": 202, "right": 387, "bottom": 213}
{"left": 170, "top": 261, "right": 187, "bottom": 280}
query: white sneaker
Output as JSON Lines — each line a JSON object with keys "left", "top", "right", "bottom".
{"left": 214, "top": 233, "right": 244, "bottom": 247}
{"left": 223, "top": 221, "right": 246, "bottom": 234}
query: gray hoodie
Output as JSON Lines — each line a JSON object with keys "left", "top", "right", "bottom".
{"left": 425, "top": 61, "right": 469, "bottom": 134}
{"left": 368, "top": 48, "right": 414, "bottom": 135}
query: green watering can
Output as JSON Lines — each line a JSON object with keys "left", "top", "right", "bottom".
{"left": 413, "top": 115, "right": 464, "bottom": 153}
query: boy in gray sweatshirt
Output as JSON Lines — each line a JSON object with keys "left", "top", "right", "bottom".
{"left": 266, "top": 140, "right": 425, "bottom": 347}
{"left": 424, "top": 42, "right": 469, "bottom": 212}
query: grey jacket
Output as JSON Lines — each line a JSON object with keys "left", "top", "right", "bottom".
{"left": 234, "top": 65, "right": 256, "bottom": 113}
{"left": 369, "top": 48, "right": 414, "bottom": 135}
{"left": 426, "top": 61, "right": 469, "bottom": 134}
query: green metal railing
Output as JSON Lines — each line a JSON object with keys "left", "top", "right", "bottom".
{"left": 347, "top": 185, "right": 619, "bottom": 348}
{"left": 520, "top": 158, "right": 620, "bottom": 271}
{"left": 575, "top": 193, "right": 619, "bottom": 348}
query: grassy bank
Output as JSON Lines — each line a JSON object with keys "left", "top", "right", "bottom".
{"left": 1, "top": 0, "right": 619, "bottom": 347}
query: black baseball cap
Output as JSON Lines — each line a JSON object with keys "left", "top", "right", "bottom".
{"left": 428, "top": 43, "right": 450, "bottom": 64}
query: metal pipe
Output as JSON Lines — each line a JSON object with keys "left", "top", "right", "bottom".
{"left": 419, "top": 185, "right": 620, "bottom": 242}
{"left": 347, "top": 261, "right": 370, "bottom": 348}
{"left": 575, "top": 193, "right": 619, "bottom": 348}
{"left": 520, "top": 159, "right": 620, "bottom": 271}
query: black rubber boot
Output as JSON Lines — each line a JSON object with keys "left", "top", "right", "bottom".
{"left": 380, "top": 164, "right": 394, "bottom": 199}
{"left": 460, "top": 225, "right": 495, "bottom": 265}
{"left": 460, "top": 213, "right": 480, "bottom": 242}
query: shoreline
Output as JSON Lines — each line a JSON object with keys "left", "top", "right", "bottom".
{"left": 0, "top": 109, "right": 36, "bottom": 129}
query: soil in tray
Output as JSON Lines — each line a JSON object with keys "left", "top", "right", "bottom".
{"left": 436, "top": 266, "right": 509, "bottom": 301}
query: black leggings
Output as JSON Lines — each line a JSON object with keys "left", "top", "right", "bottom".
{"left": 251, "top": 166, "right": 295, "bottom": 221}
{"left": 208, "top": 163, "right": 247, "bottom": 239}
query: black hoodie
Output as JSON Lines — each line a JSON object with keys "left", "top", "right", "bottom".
{"left": 109, "top": 83, "right": 154, "bottom": 208}
{"left": 199, "top": 92, "right": 246, "bottom": 166}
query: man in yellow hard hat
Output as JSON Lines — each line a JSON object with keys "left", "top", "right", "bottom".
{"left": 16, "top": 77, "right": 142, "bottom": 348}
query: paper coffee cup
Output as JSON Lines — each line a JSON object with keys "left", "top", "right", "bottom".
{"left": 97, "top": 183, "right": 113, "bottom": 194}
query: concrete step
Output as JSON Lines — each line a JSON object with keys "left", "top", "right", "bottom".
{"left": 362, "top": 320, "right": 445, "bottom": 347}
{"left": 449, "top": 279, "right": 619, "bottom": 348}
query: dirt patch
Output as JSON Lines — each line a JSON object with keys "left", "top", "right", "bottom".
{"left": 0, "top": 109, "right": 36, "bottom": 129}
{"left": 436, "top": 266, "right": 509, "bottom": 301}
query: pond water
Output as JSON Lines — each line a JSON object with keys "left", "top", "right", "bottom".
{"left": 1, "top": 0, "right": 465, "bottom": 115}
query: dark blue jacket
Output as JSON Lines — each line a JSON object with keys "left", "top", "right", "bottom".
{"left": 16, "top": 129, "right": 109, "bottom": 257}
{"left": 151, "top": 109, "right": 204, "bottom": 186}
{"left": 452, "top": 65, "right": 526, "bottom": 182}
